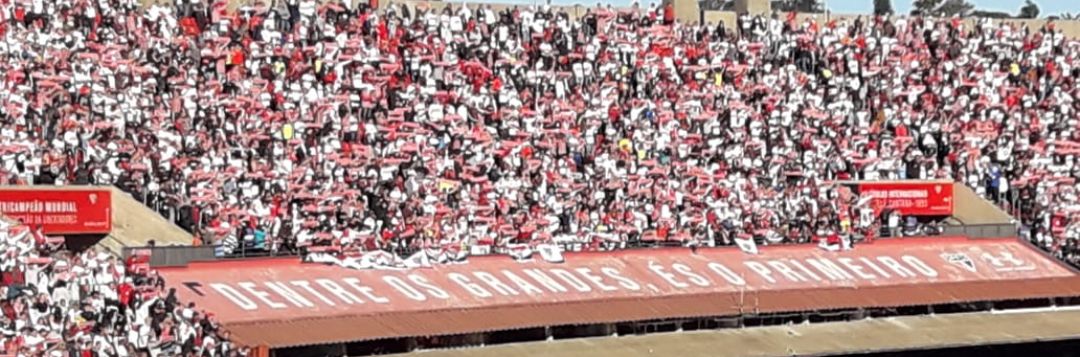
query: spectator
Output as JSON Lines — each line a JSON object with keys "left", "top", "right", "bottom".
{"left": 0, "top": 0, "right": 1073, "bottom": 265}
{"left": 0, "top": 220, "right": 238, "bottom": 356}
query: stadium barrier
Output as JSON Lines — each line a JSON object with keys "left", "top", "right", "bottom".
{"left": 943, "top": 223, "right": 1017, "bottom": 239}
{"left": 122, "top": 245, "right": 218, "bottom": 267}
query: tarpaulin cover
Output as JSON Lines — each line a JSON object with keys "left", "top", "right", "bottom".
{"left": 159, "top": 237, "right": 1080, "bottom": 348}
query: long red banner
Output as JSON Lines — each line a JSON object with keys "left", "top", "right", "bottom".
{"left": 160, "top": 238, "right": 1073, "bottom": 324}
{"left": 0, "top": 188, "right": 112, "bottom": 234}
{"left": 856, "top": 181, "right": 954, "bottom": 216}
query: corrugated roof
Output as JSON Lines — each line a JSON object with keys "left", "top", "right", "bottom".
{"left": 222, "top": 276, "right": 1080, "bottom": 348}
{"left": 381, "top": 309, "right": 1080, "bottom": 357}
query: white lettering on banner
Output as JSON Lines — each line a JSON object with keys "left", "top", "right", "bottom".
{"left": 316, "top": 279, "right": 365, "bottom": 304}
{"left": 448, "top": 272, "right": 493, "bottom": 297}
{"left": 549, "top": 269, "right": 592, "bottom": 292}
{"left": 501, "top": 270, "right": 546, "bottom": 295}
{"left": 575, "top": 268, "right": 619, "bottom": 291}
{"left": 264, "top": 282, "right": 316, "bottom": 308}
{"left": 341, "top": 278, "right": 391, "bottom": 303}
{"left": 980, "top": 251, "right": 1034, "bottom": 272}
{"left": 902, "top": 256, "right": 939, "bottom": 277}
{"left": 875, "top": 257, "right": 915, "bottom": 278}
{"left": 859, "top": 257, "right": 892, "bottom": 278}
{"left": 600, "top": 267, "right": 642, "bottom": 291}
{"left": 193, "top": 249, "right": 1001, "bottom": 313}
{"left": 238, "top": 282, "right": 287, "bottom": 309}
{"left": 864, "top": 190, "right": 928, "bottom": 199}
{"left": 837, "top": 258, "right": 876, "bottom": 280}
{"left": 648, "top": 261, "right": 690, "bottom": 288}
{"left": 707, "top": 262, "right": 746, "bottom": 286}
{"left": 672, "top": 263, "right": 711, "bottom": 287}
{"left": 407, "top": 275, "right": 450, "bottom": 299}
{"left": 786, "top": 260, "right": 823, "bottom": 282}
{"left": 522, "top": 269, "right": 569, "bottom": 293}
{"left": 473, "top": 271, "right": 519, "bottom": 296}
{"left": 766, "top": 261, "right": 806, "bottom": 282}
{"left": 744, "top": 261, "right": 776, "bottom": 283}
{"left": 0, "top": 200, "right": 79, "bottom": 213}
{"left": 383, "top": 276, "right": 427, "bottom": 301}
{"left": 805, "top": 259, "right": 855, "bottom": 281}
{"left": 997, "top": 252, "right": 1026, "bottom": 266}
{"left": 211, "top": 283, "right": 257, "bottom": 311}
{"left": 292, "top": 280, "right": 337, "bottom": 305}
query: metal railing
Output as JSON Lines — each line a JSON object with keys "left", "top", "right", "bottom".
{"left": 121, "top": 245, "right": 219, "bottom": 267}
{"left": 942, "top": 223, "right": 1018, "bottom": 239}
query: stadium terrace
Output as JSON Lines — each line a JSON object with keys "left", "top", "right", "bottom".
{"left": 0, "top": 0, "right": 1078, "bottom": 355}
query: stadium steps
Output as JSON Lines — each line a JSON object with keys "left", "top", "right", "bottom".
{"left": 98, "top": 187, "right": 192, "bottom": 255}
{"left": 950, "top": 183, "right": 1013, "bottom": 225}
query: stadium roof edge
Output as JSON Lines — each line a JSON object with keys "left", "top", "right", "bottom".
{"left": 380, "top": 309, "right": 1080, "bottom": 357}
{"left": 158, "top": 237, "right": 1080, "bottom": 348}
{"left": 222, "top": 276, "right": 1080, "bottom": 348}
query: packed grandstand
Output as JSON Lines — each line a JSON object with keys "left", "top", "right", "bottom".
{"left": 0, "top": 0, "right": 1079, "bottom": 355}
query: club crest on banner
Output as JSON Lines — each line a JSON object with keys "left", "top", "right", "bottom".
{"left": 941, "top": 252, "right": 977, "bottom": 273}
{"left": 734, "top": 236, "right": 758, "bottom": 255}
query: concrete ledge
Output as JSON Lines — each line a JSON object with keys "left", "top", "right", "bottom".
{"left": 102, "top": 187, "right": 193, "bottom": 255}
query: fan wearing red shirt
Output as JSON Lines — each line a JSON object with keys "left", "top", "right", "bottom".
{"left": 118, "top": 278, "right": 134, "bottom": 308}
{"left": 663, "top": 3, "right": 674, "bottom": 25}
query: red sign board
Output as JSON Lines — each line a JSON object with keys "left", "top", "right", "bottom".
{"left": 160, "top": 238, "right": 1073, "bottom": 325}
{"left": 0, "top": 189, "right": 112, "bottom": 234}
{"left": 857, "top": 181, "right": 954, "bottom": 216}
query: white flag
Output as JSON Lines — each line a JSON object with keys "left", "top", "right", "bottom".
{"left": 360, "top": 250, "right": 398, "bottom": 269}
{"left": 433, "top": 251, "right": 450, "bottom": 264}
{"left": 507, "top": 244, "right": 534, "bottom": 261}
{"left": 444, "top": 244, "right": 469, "bottom": 265}
{"left": 818, "top": 239, "right": 840, "bottom": 252}
{"left": 404, "top": 251, "right": 432, "bottom": 268}
{"left": 734, "top": 236, "right": 758, "bottom": 255}
{"left": 306, "top": 252, "right": 341, "bottom": 265}
{"left": 470, "top": 244, "right": 492, "bottom": 256}
{"left": 840, "top": 234, "right": 853, "bottom": 251}
{"left": 453, "top": 248, "right": 470, "bottom": 264}
{"left": 536, "top": 243, "right": 565, "bottom": 263}
{"left": 339, "top": 256, "right": 367, "bottom": 270}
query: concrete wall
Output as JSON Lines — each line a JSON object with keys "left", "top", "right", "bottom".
{"left": 950, "top": 183, "right": 1014, "bottom": 226}
{"left": 388, "top": 0, "right": 597, "bottom": 20}
{"left": 691, "top": 10, "right": 1080, "bottom": 38}
{"left": 702, "top": 10, "right": 737, "bottom": 26}
{"left": 793, "top": 13, "right": 1080, "bottom": 38}
{"left": 156, "top": 0, "right": 1080, "bottom": 37}
{"left": 673, "top": 0, "right": 700, "bottom": 25}
{"left": 733, "top": 0, "right": 769, "bottom": 15}
{"left": 98, "top": 187, "right": 193, "bottom": 255}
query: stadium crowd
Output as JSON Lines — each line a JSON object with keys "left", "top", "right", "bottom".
{"left": 0, "top": 220, "right": 243, "bottom": 356}
{"left": 0, "top": 0, "right": 1076, "bottom": 262}
{"left": 0, "top": 0, "right": 1078, "bottom": 353}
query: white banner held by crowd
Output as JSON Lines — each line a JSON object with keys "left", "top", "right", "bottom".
{"left": 507, "top": 244, "right": 534, "bottom": 261}
{"left": 403, "top": 251, "right": 432, "bottom": 268}
{"left": 357, "top": 250, "right": 402, "bottom": 270}
{"left": 818, "top": 235, "right": 853, "bottom": 252}
{"left": 536, "top": 243, "right": 564, "bottom": 263}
